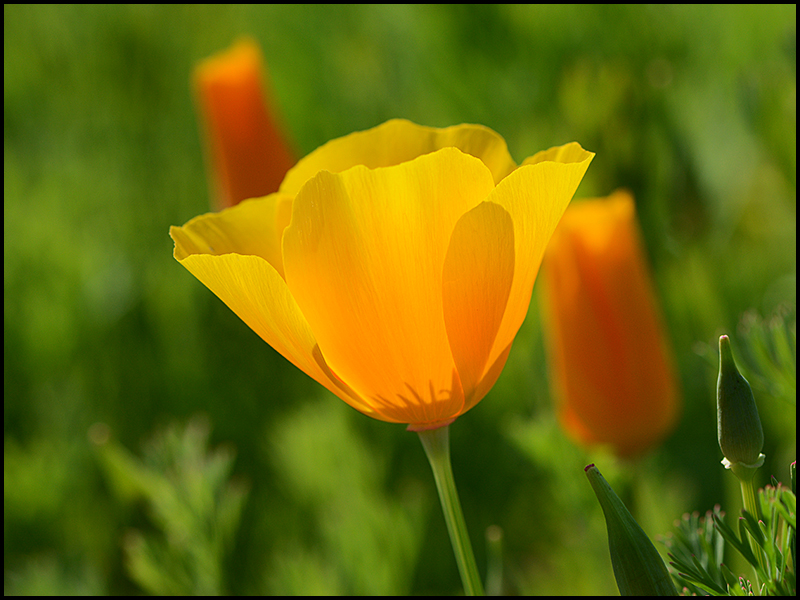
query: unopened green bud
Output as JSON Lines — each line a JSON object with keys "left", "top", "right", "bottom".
{"left": 716, "top": 335, "right": 764, "bottom": 479}
{"left": 585, "top": 464, "right": 677, "bottom": 596}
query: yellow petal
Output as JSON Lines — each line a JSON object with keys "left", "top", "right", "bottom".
{"left": 171, "top": 193, "right": 293, "bottom": 278}
{"left": 282, "top": 148, "right": 496, "bottom": 426}
{"left": 467, "top": 343, "right": 514, "bottom": 411}
{"left": 279, "top": 119, "right": 517, "bottom": 195}
{"left": 170, "top": 206, "right": 378, "bottom": 419}
{"left": 521, "top": 141, "right": 593, "bottom": 167}
{"left": 485, "top": 142, "right": 595, "bottom": 375}
{"left": 442, "top": 201, "right": 515, "bottom": 405}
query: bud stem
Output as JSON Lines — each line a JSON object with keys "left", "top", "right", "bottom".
{"left": 740, "top": 475, "right": 769, "bottom": 579}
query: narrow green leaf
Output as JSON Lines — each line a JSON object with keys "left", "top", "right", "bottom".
{"left": 585, "top": 464, "right": 677, "bottom": 596}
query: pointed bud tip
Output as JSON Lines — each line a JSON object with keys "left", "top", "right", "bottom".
{"left": 718, "top": 335, "right": 733, "bottom": 363}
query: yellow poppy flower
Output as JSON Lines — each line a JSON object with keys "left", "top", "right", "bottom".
{"left": 171, "top": 119, "right": 593, "bottom": 430}
{"left": 541, "top": 190, "right": 680, "bottom": 456}
{"left": 194, "top": 37, "right": 295, "bottom": 209}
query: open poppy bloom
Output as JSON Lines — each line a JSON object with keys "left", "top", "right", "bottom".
{"left": 194, "top": 37, "right": 295, "bottom": 209}
{"left": 541, "top": 190, "right": 680, "bottom": 456}
{"left": 171, "top": 119, "right": 593, "bottom": 430}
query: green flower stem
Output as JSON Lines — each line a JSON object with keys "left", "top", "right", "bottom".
{"left": 417, "top": 425, "right": 484, "bottom": 596}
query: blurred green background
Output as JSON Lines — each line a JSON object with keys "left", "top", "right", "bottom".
{"left": 4, "top": 4, "right": 795, "bottom": 595}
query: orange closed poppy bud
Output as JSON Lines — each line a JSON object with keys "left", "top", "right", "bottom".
{"left": 194, "top": 37, "right": 295, "bottom": 210}
{"left": 541, "top": 190, "right": 680, "bottom": 457}
{"left": 172, "top": 120, "right": 593, "bottom": 430}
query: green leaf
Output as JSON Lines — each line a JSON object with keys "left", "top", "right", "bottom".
{"left": 585, "top": 464, "right": 677, "bottom": 596}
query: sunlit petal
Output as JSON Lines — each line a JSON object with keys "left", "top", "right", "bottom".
{"left": 279, "top": 119, "right": 517, "bottom": 195}
{"left": 484, "top": 143, "right": 594, "bottom": 377}
{"left": 171, "top": 193, "right": 293, "bottom": 278}
{"left": 170, "top": 237, "right": 379, "bottom": 418}
{"left": 442, "top": 201, "right": 515, "bottom": 404}
{"left": 282, "top": 148, "right": 495, "bottom": 425}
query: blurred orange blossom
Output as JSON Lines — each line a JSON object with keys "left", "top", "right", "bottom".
{"left": 171, "top": 119, "right": 593, "bottom": 430}
{"left": 194, "top": 37, "right": 295, "bottom": 210}
{"left": 541, "top": 190, "right": 680, "bottom": 456}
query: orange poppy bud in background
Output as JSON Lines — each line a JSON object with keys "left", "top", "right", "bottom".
{"left": 194, "top": 37, "right": 295, "bottom": 210}
{"left": 541, "top": 190, "right": 680, "bottom": 457}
